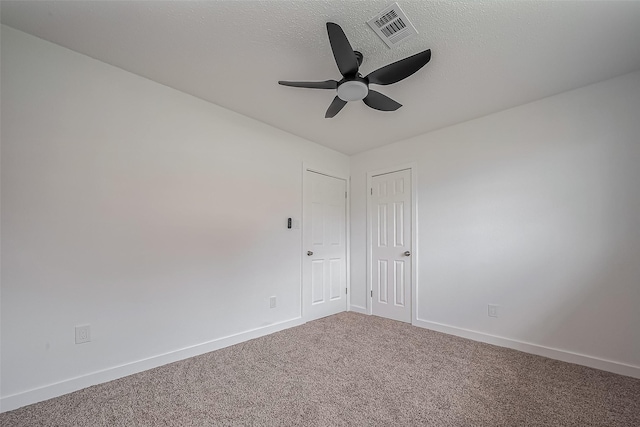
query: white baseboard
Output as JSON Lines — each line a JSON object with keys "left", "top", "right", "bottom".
{"left": 348, "top": 305, "right": 368, "bottom": 315}
{"left": 413, "top": 318, "right": 640, "bottom": 379}
{"left": 5, "top": 315, "right": 637, "bottom": 413}
{"left": 0, "top": 317, "right": 305, "bottom": 413}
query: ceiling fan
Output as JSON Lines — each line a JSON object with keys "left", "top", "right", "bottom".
{"left": 279, "top": 22, "right": 431, "bottom": 118}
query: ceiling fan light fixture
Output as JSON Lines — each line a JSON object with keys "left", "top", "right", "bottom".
{"left": 337, "top": 80, "right": 368, "bottom": 101}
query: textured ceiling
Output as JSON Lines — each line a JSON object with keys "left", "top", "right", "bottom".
{"left": 2, "top": 1, "right": 640, "bottom": 155}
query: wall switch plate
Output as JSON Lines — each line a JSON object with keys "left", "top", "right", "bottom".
{"left": 488, "top": 305, "right": 499, "bottom": 318}
{"left": 75, "top": 325, "right": 91, "bottom": 344}
{"left": 270, "top": 296, "right": 277, "bottom": 309}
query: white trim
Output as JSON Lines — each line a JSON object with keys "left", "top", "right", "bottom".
{"left": 302, "top": 164, "right": 350, "bottom": 321}
{"left": 299, "top": 163, "right": 306, "bottom": 320}
{"left": 366, "top": 163, "right": 417, "bottom": 320}
{"left": 414, "top": 318, "right": 640, "bottom": 379}
{"left": 0, "top": 317, "right": 305, "bottom": 413}
{"left": 303, "top": 164, "right": 348, "bottom": 182}
{"left": 346, "top": 175, "right": 351, "bottom": 312}
{"left": 409, "top": 166, "right": 419, "bottom": 326}
{"left": 366, "top": 172, "right": 373, "bottom": 315}
{"left": 348, "top": 305, "right": 368, "bottom": 315}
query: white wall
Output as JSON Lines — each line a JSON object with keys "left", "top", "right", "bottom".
{"left": 351, "top": 70, "right": 640, "bottom": 375}
{"left": 0, "top": 25, "right": 348, "bottom": 410}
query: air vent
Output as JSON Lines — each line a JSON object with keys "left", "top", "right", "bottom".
{"left": 367, "top": 3, "right": 418, "bottom": 48}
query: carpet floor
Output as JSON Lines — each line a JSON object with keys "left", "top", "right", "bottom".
{"left": 1, "top": 312, "right": 639, "bottom": 426}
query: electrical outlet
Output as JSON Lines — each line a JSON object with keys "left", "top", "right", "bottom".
{"left": 488, "top": 305, "right": 499, "bottom": 318}
{"left": 270, "top": 296, "right": 277, "bottom": 309}
{"left": 75, "top": 325, "right": 91, "bottom": 344}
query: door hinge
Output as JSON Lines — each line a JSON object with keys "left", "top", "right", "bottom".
{"left": 345, "top": 191, "right": 347, "bottom": 199}
{"left": 345, "top": 287, "right": 348, "bottom": 295}
{"left": 371, "top": 290, "right": 373, "bottom": 297}
{"left": 370, "top": 188, "right": 373, "bottom": 195}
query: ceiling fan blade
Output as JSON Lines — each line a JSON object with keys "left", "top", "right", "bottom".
{"left": 366, "top": 49, "right": 431, "bottom": 86}
{"left": 326, "top": 22, "right": 359, "bottom": 77}
{"left": 278, "top": 80, "right": 338, "bottom": 89}
{"left": 325, "top": 96, "right": 348, "bottom": 118}
{"left": 363, "top": 90, "right": 402, "bottom": 111}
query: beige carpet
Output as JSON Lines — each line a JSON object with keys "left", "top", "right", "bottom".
{"left": 1, "top": 312, "right": 639, "bottom": 426}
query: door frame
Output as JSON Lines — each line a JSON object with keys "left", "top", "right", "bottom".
{"left": 301, "top": 163, "right": 350, "bottom": 321}
{"left": 366, "top": 163, "right": 418, "bottom": 324}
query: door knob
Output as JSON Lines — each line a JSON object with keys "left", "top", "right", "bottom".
{"left": 307, "top": 251, "right": 313, "bottom": 256}
{"left": 404, "top": 251, "right": 411, "bottom": 256}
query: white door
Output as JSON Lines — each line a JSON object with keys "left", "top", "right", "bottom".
{"left": 370, "top": 169, "right": 412, "bottom": 323}
{"left": 303, "top": 170, "right": 347, "bottom": 320}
